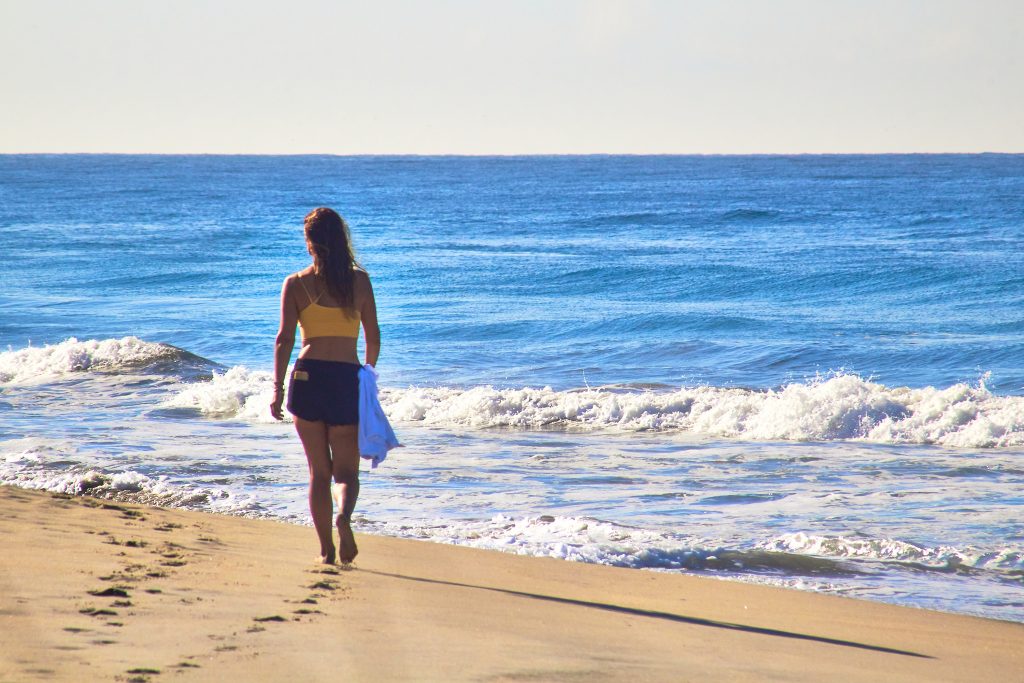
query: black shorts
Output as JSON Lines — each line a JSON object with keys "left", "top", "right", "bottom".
{"left": 286, "top": 358, "right": 360, "bottom": 426}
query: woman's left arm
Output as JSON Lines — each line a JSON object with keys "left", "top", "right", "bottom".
{"left": 271, "top": 276, "right": 298, "bottom": 420}
{"left": 360, "top": 271, "right": 381, "bottom": 368}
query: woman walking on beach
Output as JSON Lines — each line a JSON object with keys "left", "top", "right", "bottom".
{"left": 270, "top": 207, "right": 380, "bottom": 564}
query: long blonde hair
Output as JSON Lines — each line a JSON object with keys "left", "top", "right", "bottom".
{"left": 303, "top": 207, "right": 356, "bottom": 308}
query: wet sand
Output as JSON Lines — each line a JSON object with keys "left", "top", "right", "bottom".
{"left": 1, "top": 486, "right": 1021, "bottom": 682}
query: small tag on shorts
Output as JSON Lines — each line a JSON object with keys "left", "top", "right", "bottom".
{"left": 293, "top": 370, "right": 309, "bottom": 381}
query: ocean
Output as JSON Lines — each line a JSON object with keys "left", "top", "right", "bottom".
{"left": 1, "top": 154, "right": 1022, "bottom": 622}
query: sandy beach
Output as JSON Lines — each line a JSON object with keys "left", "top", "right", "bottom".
{"left": 0, "top": 486, "right": 1020, "bottom": 682}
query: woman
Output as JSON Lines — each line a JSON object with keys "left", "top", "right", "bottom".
{"left": 270, "top": 207, "right": 380, "bottom": 564}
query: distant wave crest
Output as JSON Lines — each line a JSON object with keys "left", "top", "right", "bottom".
{"left": 0, "top": 336, "right": 206, "bottom": 384}
{"left": 720, "top": 208, "right": 782, "bottom": 221}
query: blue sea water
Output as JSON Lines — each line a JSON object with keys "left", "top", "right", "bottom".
{"left": 1, "top": 154, "right": 1023, "bottom": 622}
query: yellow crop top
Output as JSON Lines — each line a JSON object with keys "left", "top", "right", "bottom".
{"left": 296, "top": 278, "right": 361, "bottom": 341}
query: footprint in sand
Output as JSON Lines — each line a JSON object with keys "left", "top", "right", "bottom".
{"left": 119, "top": 509, "right": 147, "bottom": 522}
{"left": 124, "top": 667, "right": 161, "bottom": 683}
{"left": 103, "top": 537, "right": 148, "bottom": 548}
{"left": 98, "top": 562, "right": 164, "bottom": 584}
{"left": 308, "top": 566, "right": 341, "bottom": 575}
{"left": 308, "top": 580, "right": 338, "bottom": 591}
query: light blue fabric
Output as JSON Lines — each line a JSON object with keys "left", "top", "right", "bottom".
{"left": 357, "top": 365, "right": 400, "bottom": 468}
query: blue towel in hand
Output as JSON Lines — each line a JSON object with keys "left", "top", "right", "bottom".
{"left": 357, "top": 365, "right": 400, "bottom": 468}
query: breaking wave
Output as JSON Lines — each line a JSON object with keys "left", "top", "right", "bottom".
{"left": 385, "top": 374, "right": 1024, "bottom": 447}
{"left": 164, "top": 368, "right": 1024, "bottom": 448}
{"left": 161, "top": 366, "right": 280, "bottom": 422}
{"left": 0, "top": 336, "right": 213, "bottom": 384}
{"left": 6, "top": 339, "right": 1021, "bottom": 448}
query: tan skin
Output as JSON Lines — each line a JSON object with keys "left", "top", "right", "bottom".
{"left": 271, "top": 243, "right": 380, "bottom": 564}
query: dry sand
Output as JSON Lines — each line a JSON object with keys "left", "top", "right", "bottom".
{"left": 1, "top": 486, "right": 1021, "bottom": 682}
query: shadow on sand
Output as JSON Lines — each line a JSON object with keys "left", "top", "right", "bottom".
{"left": 360, "top": 569, "right": 932, "bottom": 659}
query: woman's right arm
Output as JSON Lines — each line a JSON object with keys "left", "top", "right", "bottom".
{"left": 271, "top": 276, "right": 298, "bottom": 420}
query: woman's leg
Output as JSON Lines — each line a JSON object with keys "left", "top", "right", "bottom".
{"left": 294, "top": 416, "right": 335, "bottom": 563}
{"left": 328, "top": 424, "right": 360, "bottom": 562}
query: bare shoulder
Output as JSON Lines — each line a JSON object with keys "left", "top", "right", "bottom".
{"left": 353, "top": 267, "right": 372, "bottom": 288}
{"left": 286, "top": 267, "right": 314, "bottom": 285}
{"left": 282, "top": 269, "right": 312, "bottom": 298}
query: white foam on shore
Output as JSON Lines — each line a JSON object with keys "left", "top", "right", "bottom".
{"left": 163, "top": 370, "right": 1024, "bottom": 448}
{"left": 361, "top": 513, "right": 1024, "bottom": 575}
{"left": 0, "top": 444, "right": 249, "bottom": 512}
{"left": 758, "top": 532, "right": 1024, "bottom": 572}
{"left": 0, "top": 336, "right": 185, "bottom": 384}
{"left": 364, "top": 514, "right": 689, "bottom": 566}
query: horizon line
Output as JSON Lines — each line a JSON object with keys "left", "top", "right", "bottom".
{"left": 1, "top": 150, "right": 1022, "bottom": 157}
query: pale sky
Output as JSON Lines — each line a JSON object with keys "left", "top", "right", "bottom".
{"left": 2, "top": 0, "right": 1022, "bottom": 153}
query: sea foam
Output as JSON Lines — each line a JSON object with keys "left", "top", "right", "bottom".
{"left": 166, "top": 369, "right": 1024, "bottom": 448}
{"left": 384, "top": 373, "right": 1024, "bottom": 447}
{"left": 758, "top": 532, "right": 1024, "bottom": 573}
{"left": 363, "top": 513, "right": 1023, "bottom": 576}
{"left": 162, "top": 366, "right": 281, "bottom": 422}
{"left": 0, "top": 443, "right": 254, "bottom": 512}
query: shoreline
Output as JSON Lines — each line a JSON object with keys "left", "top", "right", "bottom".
{"left": 2, "top": 486, "right": 1022, "bottom": 682}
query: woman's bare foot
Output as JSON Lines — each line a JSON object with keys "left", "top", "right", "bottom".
{"left": 336, "top": 516, "right": 358, "bottom": 564}
{"left": 318, "top": 546, "right": 336, "bottom": 565}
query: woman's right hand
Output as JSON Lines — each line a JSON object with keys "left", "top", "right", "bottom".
{"left": 270, "top": 388, "right": 284, "bottom": 420}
